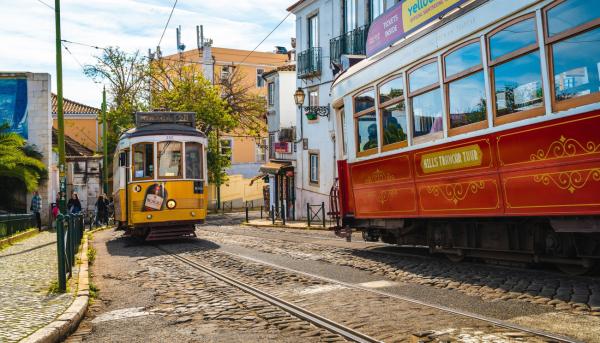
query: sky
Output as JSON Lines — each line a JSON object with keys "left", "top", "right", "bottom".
{"left": 0, "top": 0, "right": 295, "bottom": 107}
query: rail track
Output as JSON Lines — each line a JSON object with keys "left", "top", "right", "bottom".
{"left": 157, "top": 239, "right": 583, "bottom": 343}
{"left": 154, "top": 244, "right": 382, "bottom": 343}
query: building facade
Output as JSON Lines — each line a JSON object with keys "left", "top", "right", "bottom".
{"left": 163, "top": 44, "right": 290, "bottom": 209}
{"left": 51, "top": 94, "right": 102, "bottom": 152}
{"left": 261, "top": 65, "right": 297, "bottom": 219}
{"left": 0, "top": 72, "right": 55, "bottom": 223}
{"left": 287, "top": 0, "right": 398, "bottom": 218}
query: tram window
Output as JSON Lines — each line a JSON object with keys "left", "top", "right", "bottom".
{"left": 378, "top": 76, "right": 407, "bottom": 150}
{"left": 354, "top": 89, "right": 375, "bottom": 112}
{"left": 488, "top": 15, "right": 544, "bottom": 123}
{"left": 443, "top": 41, "right": 487, "bottom": 134}
{"left": 133, "top": 143, "right": 154, "bottom": 180}
{"left": 546, "top": 0, "right": 600, "bottom": 38}
{"left": 545, "top": 0, "right": 600, "bottom": 111}
{"left": 411, "top": 88, "right": 443, "bottom": 138}
{"left": 356, "top": 111, "right": 378, "bottom": 153}
{"left": 408, "top": 60, "right": 443, "bottom": 142}
{"left": 158, "top": 141, "right": 182, "bottom": 178}
{"left": 185, "top": 142, "right": 203, "bottom": 180}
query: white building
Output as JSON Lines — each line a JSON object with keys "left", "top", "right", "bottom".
{"left": 287, "top": 0, "right": 398, "bottom": 219}
{"left": 261, "top": 65, "right": 298, "bottom": 219}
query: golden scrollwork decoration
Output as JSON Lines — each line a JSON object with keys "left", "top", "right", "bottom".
{"left": 530, "top": 135, "right": 600, "bottom": 162}
{"left": 426, "top": 181, "right": 485, "bottom": 205}
{"left": 533, "top": 168, "right": 600, "bottom": 194}
{"left": 364, "top": 169, "right": 396, "bottom": 184}
{"left": 377, "top": 189, "right": 399, "bottom": 205}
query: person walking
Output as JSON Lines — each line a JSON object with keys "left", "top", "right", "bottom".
{"left": 95, "top": 194, "right": 108, "bottom": 226}
{"left": 67, "top": 192, "right": 82, "bottom": 214}
{"left": 30, "top": 191, "right": 42, "bottom": 231}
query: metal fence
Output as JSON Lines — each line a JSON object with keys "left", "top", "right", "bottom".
{"left": 55, "top": 213, "right": 84, "bottom": 292}
{"left": 0, "top": 214, "right": 35, "bottom": 239}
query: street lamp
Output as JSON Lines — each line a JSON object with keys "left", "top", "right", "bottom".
{"left": 294, "top": 87, "right": 305, "bottom": 107}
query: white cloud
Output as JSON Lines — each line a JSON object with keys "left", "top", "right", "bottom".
{"left": 0, "top": 0, "right": 295, "bottom": 106}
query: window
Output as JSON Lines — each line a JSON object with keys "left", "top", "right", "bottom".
{"left": 344, "top": 0, "right": 357, "bottom": 32}
{"left": 133, "top": 143, "right": 154, "bottom": 180}
{"left": 309, "top": 152, "right": 319, "bottom": 184}
{"left": 220, "top": 139, "right": 233, "bottom": 161}
{"left": 488, "top": 15, "right": 544, "bottom": 124}
{"left": 309, "top": 88, "right": 319, "bottom": 106}
{"left": 378, "top": 76, "right": 407, "bottom": 151}
{"left": 269, "top": 133, "right": 276, "bottom": 159}
{"left": 257, "top": 138, "right": 267, "bottom": 162}
{"left": 308, "top": 15, "right": 319, "bottom": 48}
{"left": 443, "top": 40, "right": 487, "bottom": 135}
{"left": 408, "top": 60, "right": 443, "bottom": 143}
{"left": 185, "top": 142, "right": 203, "bottom": 180}
{"left": 370, "top": 0, "right": 385, "bottom": 23}
{"left": 545, "top": 0, "right": 600, "bottom": 111}
{"left": 268, "top": 82, "right": 275, "bottom": 106}
{"left": 354, "top": 88, "right": 378, "bottom": 155}
{"left": 158, "top": 141, "right": 182, "bottom": 178}
{"left": 256, "top": 69, "right": 265, "bottom": 87}
{"left": 220, "top": 66, "right": 231, "bottom": 81}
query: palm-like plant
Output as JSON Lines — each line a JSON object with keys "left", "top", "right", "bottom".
{"left": 0, "top": 123, "right": 47, "bottom": 192}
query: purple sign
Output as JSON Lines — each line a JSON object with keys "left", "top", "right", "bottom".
{"left": 366, "top": 0, "right": 469, "bottom": 57}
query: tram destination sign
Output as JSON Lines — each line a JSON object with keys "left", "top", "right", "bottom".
{"left": 366, "top": 0, "right": 468, "bottom": 57}
{"left": 135, "top": 111, "right": 196, "bottom": 127}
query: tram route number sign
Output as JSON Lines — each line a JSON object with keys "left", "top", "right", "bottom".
{"left": 366, "top": 0, "right": 468, "bottom": 57}
{"left": 135, "top": 111, "right": 195, "bottom": 127}
{"left": 194, "top": 181, "right": 204, "bottom": 194}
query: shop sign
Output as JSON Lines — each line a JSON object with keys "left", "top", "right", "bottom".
{"left": 275, "top": 142, "right": 291, "bottom": 153}
{"left": 420, "top": 144, "right": 482, "bottom": 174}
{"left": 366, "top": 0, "right": 468, "bottom": 57}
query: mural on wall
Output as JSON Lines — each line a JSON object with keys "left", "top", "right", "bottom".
{"left": 0, "top": 79, "right": 28, "bottom": 139}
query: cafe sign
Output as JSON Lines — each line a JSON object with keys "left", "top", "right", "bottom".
{"left": 366, "top": 0, "right": 468, "bottom": 57}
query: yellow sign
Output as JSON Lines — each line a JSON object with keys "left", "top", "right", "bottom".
{"left": 421, "top": 144, "right": 482, "bottom": 174}
{"left": 402, "top": 0, "right": 465, "bottom": 32}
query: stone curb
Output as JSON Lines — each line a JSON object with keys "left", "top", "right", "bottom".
{"left": 241, "top": 222, "right": 329, "bottom": 231}
{"left": 0, "top": 228, "right": 38, "bottom": 247}
{"left": 21, "top": 236, "right": 90, "bottom": 343}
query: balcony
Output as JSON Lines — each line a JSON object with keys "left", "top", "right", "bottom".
{"left": 330, "top": 25, "right": 370, "bottom": 66}
{"left": 297, "top": 47, "right": 321, "bottom": 79}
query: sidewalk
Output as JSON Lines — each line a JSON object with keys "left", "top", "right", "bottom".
{"left": 243, "top": 218, "right": 329, "bottom": 230}
{"left": 0, "top": 232, "right": 75, "bottom": 342}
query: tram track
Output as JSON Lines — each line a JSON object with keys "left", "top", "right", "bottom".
{"left": 159, "top": 238, "right": 583, "bottom": 343}
{"left": 154, "top": 244, "right": 382, "bottom": 343}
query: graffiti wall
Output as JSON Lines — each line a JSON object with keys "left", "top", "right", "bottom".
{"left": 0, "top": 78, "right": 28, "bottom": 139}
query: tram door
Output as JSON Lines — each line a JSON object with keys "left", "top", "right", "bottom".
{"left": 335, "top": 106, "right": 347, "bottom": 161}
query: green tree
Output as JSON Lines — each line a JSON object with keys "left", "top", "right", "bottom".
{"left": 0, "top": 123, "right": 47, "bottom": 192}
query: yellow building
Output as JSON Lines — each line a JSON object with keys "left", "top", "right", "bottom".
{"left": 163, "top": 46, "right": 289, "bottom": 209}
{"left": 51, "top": 94, "right": 102, "bottom": 152}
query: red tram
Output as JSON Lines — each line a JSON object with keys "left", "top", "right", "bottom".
{"left": 330, "top": 0, "right": 600, "bottom": 274}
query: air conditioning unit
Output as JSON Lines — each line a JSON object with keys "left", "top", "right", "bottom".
{"left": 278, "top": 127, "right": 295, "bottom": 142}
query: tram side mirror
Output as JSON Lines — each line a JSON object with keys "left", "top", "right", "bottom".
{"left": 118, "top": 152, "right": 127, "bottom": 167}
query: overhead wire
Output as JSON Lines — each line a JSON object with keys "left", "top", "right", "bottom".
{"left": 35, "top": 0, "right": 54, "bottom": 10}
{"left": 157, "top": 0, "right": 178, "bottom": 48}
{"left": 238, "top": 11, "right": 292, "bottom": 66}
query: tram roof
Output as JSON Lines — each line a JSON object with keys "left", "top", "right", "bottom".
{"left": 120, "top": 123, "right": 206, "bottom": 139}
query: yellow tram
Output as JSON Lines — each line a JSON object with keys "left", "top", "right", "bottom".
{"left": 112, "top": 111, "right": 207, "bottom": 240}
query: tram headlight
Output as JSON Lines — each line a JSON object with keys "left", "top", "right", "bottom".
{"left": 166, "top": 199, "right": 177, "bottom": 209}
{"left": 146, "top": 214, "right": 152, "bottom": 219}
{"left": 190, "top": 211, "right": 196, "bottom": 217}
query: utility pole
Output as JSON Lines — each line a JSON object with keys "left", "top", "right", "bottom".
{"left": 102, "top": 86, "right": 108, "bottom": 195}
{"left": 55, "top": 0, "right": 66, "bottom": 213}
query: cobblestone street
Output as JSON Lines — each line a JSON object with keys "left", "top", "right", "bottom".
{"left": 0, "top": 232, "right": 74, "bottom": 342}
{"left": 67, "top": 215, "right": 600, "bottom": 342}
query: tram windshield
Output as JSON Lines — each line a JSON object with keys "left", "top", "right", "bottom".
{"left": 185, "top": 142, "right": 203, "bottom": 179}
{"left": 133, "top": 143, "right": 154, "bottom": 180}
{"left": 158, "top": 141, "right": 182, "bottom": 178}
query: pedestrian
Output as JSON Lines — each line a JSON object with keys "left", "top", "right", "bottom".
{"left": 95, "top": 194, "right": 107, "bottom": 226}
{"left": 67, "top": 192, "right": 82, "bottom": 214}
{"left": 30, "top": 190, "right": 42, "bottom": 231}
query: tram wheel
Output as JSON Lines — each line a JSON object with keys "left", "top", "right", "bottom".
{"left": 445, "top": 253, "right": 465, "bottom": 263}
{"left": 556, "top": 262, "right": 594, "bottom": 276}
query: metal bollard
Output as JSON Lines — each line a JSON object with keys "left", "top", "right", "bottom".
{"left": 282, "top": 205, "right": 286, "bottom": 226}
{"left": 307, "top": 203, "right": 311, "bottom": 227}
{"left": 271, "top": 206, "right": 275, "bottom": 225}
{"left": 56, "top": 215, "right": 66, "bottom": 292}
{"left": 245, "top": 206, "right": 249, "bottom": 223}
{"left": 260, "top": 205, "right": 263, "bottom": 219}
{"left": 322, "top": 202, "right": 326, "bottom": 227}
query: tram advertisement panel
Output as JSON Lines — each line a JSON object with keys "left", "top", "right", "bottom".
{"left": 366, "top": 0, "right": 468, "bottom": 57}
{"left": 143, "top": 183, "right": 168, "bottom": 211}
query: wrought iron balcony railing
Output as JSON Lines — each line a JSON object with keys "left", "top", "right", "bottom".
{"left": 330, "top": 24, "right": 370, "bottom": 66}
{"left": 297, "top": 47, "right": 321, "bottom": 79}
